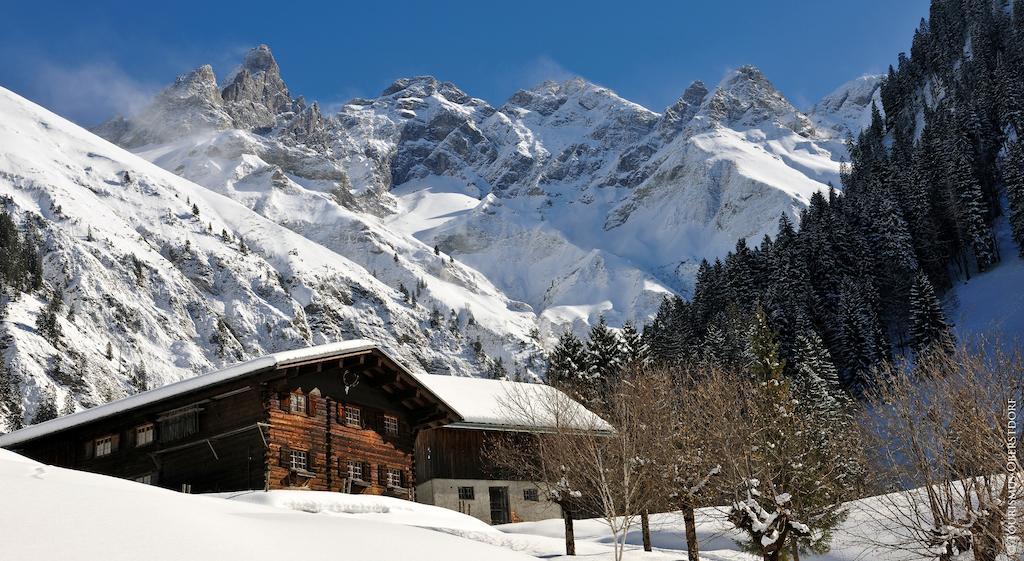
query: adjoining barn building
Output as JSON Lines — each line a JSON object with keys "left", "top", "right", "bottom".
{"left": 413, "top": 374, "right": 611, "bottom": 525}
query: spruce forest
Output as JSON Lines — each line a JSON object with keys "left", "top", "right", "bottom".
{"left": 550, "top": 0, "right": 1024, "bottom": 396}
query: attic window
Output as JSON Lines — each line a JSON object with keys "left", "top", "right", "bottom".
{"left": 345, "top": 406, "right": 361, "bottom": 427}
{"left": 290, "top": 393, "right": 307, "bottom": 414}
{"left": 134, "top": 423, "right": 154, "bottom": 447}
{"left": 94, "top": 436, "right": 114, "bottom": 457}
{"left": 383, "top": 415, "right": 399, "bottom": 435}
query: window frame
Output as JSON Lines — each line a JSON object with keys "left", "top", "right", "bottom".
{"left": 289, "top": 393, "right": 307, "bottom": 415}
{"left": 134, "top": 423, "right": 155, "bottom": 447}
{"left": 94, "top": 436, "right": 114, "bottom": 457}
{"left": 345, "top": 460, "right": 364, "bottom": 481}
{"left": 344, "top": 405, "right": 362, "bottom": 428}
{"left": 383, "top": 414, "right": 399, "bottom": 435}
{"left": 457, "top": 486, "right": 475, "bottom": 501}
{"left": 523, "top": 488, "right": 540, "bottom": 502}
{"left": 289, "top": 449, "right": 308, "bottom": 472}
{"left": 386, "top": 467, "right": 403, "bottom": 488}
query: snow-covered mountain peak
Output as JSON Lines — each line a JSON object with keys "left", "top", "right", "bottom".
{"left": 94, "top": 63, "right": 233, "bottom": 148}
{"left": 378, "top": 76, "right": 481, "bottom": 109}
{"left": 239, "top": 44, "right": 280, "bottom": 76}
{"left": 699, "top": 65, "right": 813, "bottom": 135}
{"left": 221, "top": 45, "right": 295, "bottom": 131}
{"left": 659, "top": 80, "right": 709, "bottom": 138}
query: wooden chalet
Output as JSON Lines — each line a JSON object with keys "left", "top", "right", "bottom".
{"left": 0, "top": 341, "right": 460, "bottom": 496}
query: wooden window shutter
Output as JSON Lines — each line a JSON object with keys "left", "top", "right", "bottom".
{"left": 362, "top": 462, "right": 371, "bottom": 482}
{"left": 306, "top": 394, "right": 314, "bottom": 416}
{"left": 336, "top": 403, "right": 343, "bottom": 423}
{"left": 378, "top": 464, "right": 386, "bottom": 486}
{"left": 307, "top": 446, "right": 316, "bottom": 472}
{"left": 279, "top": 446, "right": 291, "bottom": 467}
{"left": 400, "top": 470, "right": 408, "bottom": 487}
{"left": 110, "top": 434, "right": 120, "bottom": 453}
{"left": 279, "top": 393, "right": 289, "bottom": 412}
{"left": 83, "top": 439, "right": 94, "bottom": 460}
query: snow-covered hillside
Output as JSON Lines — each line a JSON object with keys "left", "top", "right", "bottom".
{"left": 98, "top": 45, "right": 869, "bottom": 337}
{"left": 0, "top": 84, "right": 544, "bottom": 429}
{"left": 5, "top": 448, "right": 996, "bottom": 561}
{"left": 0, "top": 449, "right": 533, "bottom": 561}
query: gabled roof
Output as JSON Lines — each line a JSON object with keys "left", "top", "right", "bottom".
{"left": 0, "top": 340, "right": 461, "bottom": 448}
{"left": 415, "top": 374, "right": 612, "bottom": 432}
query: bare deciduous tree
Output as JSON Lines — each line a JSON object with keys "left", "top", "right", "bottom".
{"left": 861, "top": 341, "right": 1024, "bottom": 561}
{"left": 488, "top": 367, "right": 676, "bottom": 561}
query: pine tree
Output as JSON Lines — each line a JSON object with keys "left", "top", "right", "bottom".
{"left": 584, "top": 317, "right": 625, "bottom": 407}
{"left": 619, "top": 321, "right": 649, "bottom": 367}
{"left": 908, "top": 272, "right": 954, "bottom": 357}
{"left": 31, "top": 387, "right": 58, "bottom": 425}
{"left": 35, "top": 293, "right": 63, "bottom": 344}
{"left": 0, "top": 350, "right": 24, "bottom": 431}
{"left": 129, "top": 363, "right": 149, "bottom": 394}
{"left": 60, "top": 392, "right": 76, "bottom": 416}
{"left": 191, "top": 203, "right": 200, "bottom": 217}
{"left": 547, "top": 330, "right": 588, "bottom": 390}
{"left": 1004, "top": 140, "right": 1024, "bottom": 257}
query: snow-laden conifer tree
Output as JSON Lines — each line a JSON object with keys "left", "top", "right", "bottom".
{"left": 908, "top": 271, "right": 954, "bottom": 357}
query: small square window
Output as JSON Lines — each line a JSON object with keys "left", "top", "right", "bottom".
{"left": 386, "top": 468, "right": 402, "bottom": 487}
{"left": 94, "top": 436, "right": 113, "bottom": 457}
{"left": 135, "top": 424, "right": 154, "bottom": 447}
{"left": 383, "top": 415, "right": 399, "bottom": 435}
{"left": 135, "top": 474, "right": 153, "bottom": 485}
{"left": 290, "top": 393, "right": 307, "bottom": 414}
{"left": 290, "top": 450, "right": 308, "bottom": 472}
{"left": 523, "top": 488, "right": 539, "bottom": 502}
{"left": 345, "top": 406, "right": 361, "bottom": 427}
{"left": 345, "top": 460, "right": 364, "bottom": 481}
{"left": 458, "top": 486, "right": 475, "bottom": 500}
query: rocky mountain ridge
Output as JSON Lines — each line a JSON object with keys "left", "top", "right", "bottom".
{"left": 97, "top": 45, "right": 880, "bottom": 336}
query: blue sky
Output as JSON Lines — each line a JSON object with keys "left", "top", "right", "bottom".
{"left": 1, "top": 0, "right": 930, "bottom": 126}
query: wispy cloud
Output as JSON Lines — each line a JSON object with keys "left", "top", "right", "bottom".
{"left": 519, "top": 55, "right": 576, "bottom": 86}
{"left": 27, "top": 60, "right": 159, "bottom": 127}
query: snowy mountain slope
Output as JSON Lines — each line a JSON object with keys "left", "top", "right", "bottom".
{"left": 0, "top": 449, "right": 535, "bottom": 561}
{"left": 950, "top": 212, "right": 1024, "bottom": 342}
{"left": 808, "top": 74, "right": 884, "bottom": 141}
{"left": 0, "top": 84, "right": 543, "bottom": 430}
{"left": 97, "top": 46, "right": 860, "bottom": 338}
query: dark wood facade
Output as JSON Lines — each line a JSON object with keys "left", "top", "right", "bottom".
{"left": 3, "top": 345, "right": 458, "bottom": 496}
{"left": 415, "top": 427, "right": 493, "bottom": 482}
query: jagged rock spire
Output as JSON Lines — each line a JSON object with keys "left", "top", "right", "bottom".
{"left": 221, "top": 44, "right": 293, "bottom": 129}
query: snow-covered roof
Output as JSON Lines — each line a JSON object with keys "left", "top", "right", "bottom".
{"left": 414, "top": 374, "right": 611, "bottom": 432}
{"left": 0, "top": 340, "right": 393, "bottom": 448}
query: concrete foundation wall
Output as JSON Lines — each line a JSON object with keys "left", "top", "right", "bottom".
{"left": 416, "top": 478, "right": 561, "bottom": 524}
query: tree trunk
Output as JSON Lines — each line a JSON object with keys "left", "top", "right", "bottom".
{"left": 682, "top": 502, "right": 700, "bottom": 561}
{"left": 790, "top": 536, "right": 801, "bottom": 561}
{"left": 641, "top": 509, "right": 652, "bottom": 552}
{"left": 563, "top": 506, "right": 576, "bottom": 556}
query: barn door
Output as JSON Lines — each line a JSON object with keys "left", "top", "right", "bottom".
{"left": 488, "top": 486, "right": 510, "bottom": 525}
